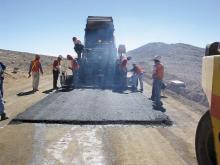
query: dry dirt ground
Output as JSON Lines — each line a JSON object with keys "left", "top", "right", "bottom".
{"left": 0, "top": 71, "right": 206, "bottom": 165}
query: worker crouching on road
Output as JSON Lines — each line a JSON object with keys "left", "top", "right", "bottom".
{"left": 72, "top": 37, "right": 84, "bottom": 60}
{"left": 131, "top": 63, "right": 144, "bottom": 92}
{"left": 67, "top": 55, "right": 80, "bottom": 87}
{"left": 28, "top": 55, "right": 43, "bottom": 92}
{"left": 151, "top": 56, "right": 164, "bottom": 108}
{"left": 53, "top": 55, "right": 63, "bottom": 89}
{"left": 0, "top": 64, "right": 7, "bottom": 120}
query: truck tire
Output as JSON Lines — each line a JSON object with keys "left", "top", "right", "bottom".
{"left": 195, "top": 111, "right": 217, "bottom": 165}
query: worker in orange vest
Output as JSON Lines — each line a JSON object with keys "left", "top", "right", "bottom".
{"left": 131, "top": 63, "right": 144, "bottom": 92}
{"left": 67, "top": 54, "right": 80, "bottom": 87}
{"left": 151, "top": 56, "right": 164, "bottom": 108}
{"left": 28, "top": 55, "right": 43, "bottom": 92}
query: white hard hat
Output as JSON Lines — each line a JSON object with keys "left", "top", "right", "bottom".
{"left": 153, "top": 56, "right": 161, "bottom": 61}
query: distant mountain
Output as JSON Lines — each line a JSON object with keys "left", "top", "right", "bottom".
{"left": 128, "top": 42, "right": 207, "bottom": 106}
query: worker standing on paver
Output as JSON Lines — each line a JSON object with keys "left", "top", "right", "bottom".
{"left": 151, "top": 56, "right": 164, "bottom": 108}
{"left": 67, "top": 54, "right": 80, "bottom": 87}
{"left": 0, "top": 64, "right": 7, "bottom": 120}
{"left": 53, "top": 55, "right": 63, "bottom": 89}
{"left": 131, "top": 63, "right": 144, "bottom": 92}
{"left": 72, "top": 37, "right": 84, "bottom": 60}
{"left": 28, "top": 55, "right": 43, "bottom": 92}
{"left": 0, "top": 62, "right": 6, "bottom": 97}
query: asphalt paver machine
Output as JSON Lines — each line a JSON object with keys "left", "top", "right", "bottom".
{"left": 80, "top": 16, "right": 117, "bottom": 88}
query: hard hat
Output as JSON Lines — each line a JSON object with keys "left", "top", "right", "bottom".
{"left": 153, "top": 56, "right": 161, "bottom": 61}
{"left": 58, "top": 55, "right": 63, "bottom": 59}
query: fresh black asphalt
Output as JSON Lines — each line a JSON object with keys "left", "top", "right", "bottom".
{"left": 13, "top": 88, "right": 172, "bottom": 125}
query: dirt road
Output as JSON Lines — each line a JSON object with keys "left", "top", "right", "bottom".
{"left": 0, "top": 73, "right": 205, "bottom": 165}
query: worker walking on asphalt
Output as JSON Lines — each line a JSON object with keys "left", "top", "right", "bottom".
{"left": 151, "top": 56, "right": 164, "bottom": 108}
{"left": 72, "top": 37, "right": 84, "bottom": 60}
{"left": 28, "top": 55, "right": 43, "bottom": 92}
{"left": 67, "top": 55, "right": 80, "bottom": 87}
{"left": 0, "top": 64, "right": 7, "bottom": 120}
{"left": 131, "top": 63, "right": 144, "bottom": 92}
{"left": 53, "top": 55, "right": 63, "bottom": 89}
{"left": 0, "top": 62, "right": 6, "bottom": 97}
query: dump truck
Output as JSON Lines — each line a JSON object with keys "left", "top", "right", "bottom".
{"left": 80, "top": 16, "right": 117, "bottom": 87}
{"left": 196, "top": 42, "right": 220, "bottom": 165}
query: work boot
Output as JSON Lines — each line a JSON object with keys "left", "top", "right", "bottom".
{"left": 1, "top": 113, "right": 8, "bottom": 121}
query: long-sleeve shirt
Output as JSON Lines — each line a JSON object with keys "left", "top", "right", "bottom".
{"left": 53, "top": 59, "right": 61, "bottom": 72}
{"left": 152, "top": 63, "right": 164, "bottom": 80}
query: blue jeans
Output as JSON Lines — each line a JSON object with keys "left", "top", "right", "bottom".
{"left": 0, "top": 79, "right": 3, "bottom": 97}
{"left": 0, "top": 91, "right": 4, "bottom": 115}
{"left": 152, "top": 79, "right": 162, "bottom": 106}
{"left": 132, "top": 73, "right": 143, "bottom": 90}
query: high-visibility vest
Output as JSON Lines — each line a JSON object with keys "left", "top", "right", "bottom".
{"left": 31, "top": 60, "right": 41, "bottom": 72}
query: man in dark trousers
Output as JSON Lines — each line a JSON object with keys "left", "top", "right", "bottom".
{"left": 0, "top": 64, "right": 7, "bottom": 120}
{"left": 151, "top": 56, "right": 164, "bottom": 108}
{"left": 53, "top": 55, "right": 63, "bottom": 89}
{"left": 72, "top": 37, "right": 84, "bottom": 60}
{"left": 0, "top": 62, "right": 6, "bottom": 97}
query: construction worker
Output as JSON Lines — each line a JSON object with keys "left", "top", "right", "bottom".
{"left": 131, "top": 63, "right": 144, "bottom": 92}
{"left": 28, "top": 55, "right": 43, "bottom": 92}
{"left": 119, "top": 56, "right": 132, "bottom": 89}
{"left": 0, "top": 64, "right": 7, "bottom": 120}
{"left": 53, "top": 55, "right": 63, "bottom": 89}
{"left": 0, "top": 62, "right": 6, "bottom": 97}
{"left": 72, "top": 37, "right": 84, "bottom": 60}
{"left": 151, "top": 56, "right": 164, "bottom": 108}
{"left": 67, "top": 55, "right": 80, "bottom": 87}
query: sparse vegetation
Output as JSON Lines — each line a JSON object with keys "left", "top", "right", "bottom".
{"left": 128, "top": 42, "right": 208, "bottom": 106}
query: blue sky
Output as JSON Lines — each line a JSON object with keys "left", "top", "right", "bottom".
{"left": 0, "top": 0, "right": 219, "bottom": 56}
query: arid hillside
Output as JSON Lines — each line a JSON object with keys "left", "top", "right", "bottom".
{"left": 0, "top": 49, "right": 56, "bottom": 74}
{"left": 128, "top": 42, "right": 207, "bottom": 106}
